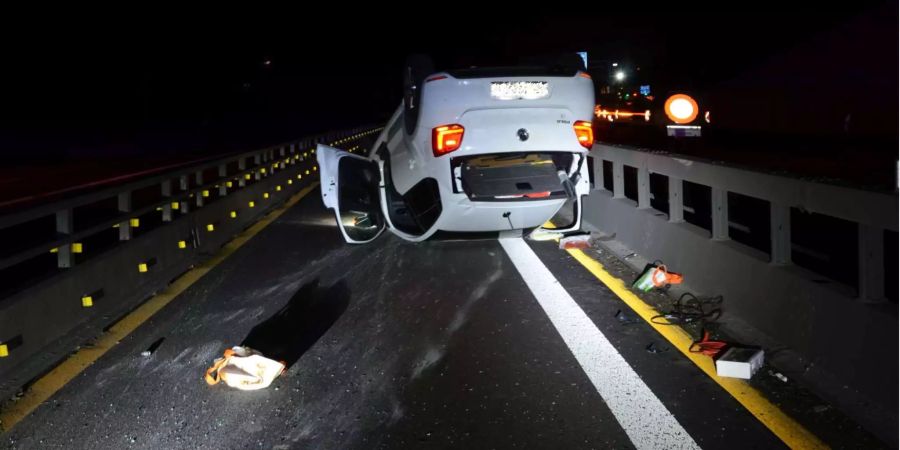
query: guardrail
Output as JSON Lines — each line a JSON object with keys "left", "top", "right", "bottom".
{"left": 0, "top": 125, "right": 383, "bottom": 397}
{"left": 583, "top": 142, "right": 898, "bottom": 438}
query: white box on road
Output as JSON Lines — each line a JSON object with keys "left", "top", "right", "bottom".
{"left": 716, "top": 347, "right": 764, "bottom": 379}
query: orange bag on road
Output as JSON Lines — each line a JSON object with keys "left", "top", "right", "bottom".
{"left": 205, "top": 346, "right": 285, "bottom": 391}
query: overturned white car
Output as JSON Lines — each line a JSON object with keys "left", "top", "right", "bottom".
{"left": 317, "top": 56, "right": 595, "bottom": 243}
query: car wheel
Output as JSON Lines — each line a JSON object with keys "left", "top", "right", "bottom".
{"left": 403, "top": 54, "right": 434, "bottom": 135}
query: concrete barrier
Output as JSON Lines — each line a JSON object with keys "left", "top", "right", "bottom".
{"left": 583, "top": 142, "right": 898, "bottom": 442}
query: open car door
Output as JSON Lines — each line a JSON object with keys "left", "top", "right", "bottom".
{"left": 317, "top": 144, "right": 385, "bottom": 244}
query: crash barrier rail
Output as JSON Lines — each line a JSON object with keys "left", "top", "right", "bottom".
{"left": 584, "top": 142, "right": 898, "bottom": 435}
{"left": 0, "top": 125, "right": 383, "bottom": 396}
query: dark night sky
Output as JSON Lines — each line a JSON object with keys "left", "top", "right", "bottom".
{"left": 0, "top": 5, "right": 894, "bottom": 162}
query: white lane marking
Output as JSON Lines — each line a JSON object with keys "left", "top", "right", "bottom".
{"left": 499, "top": 237, "right": 700, "bottom": 450}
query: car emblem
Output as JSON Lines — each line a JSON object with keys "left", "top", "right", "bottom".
{"left": 517, "top": 128, "right": 529, "bottom": 141}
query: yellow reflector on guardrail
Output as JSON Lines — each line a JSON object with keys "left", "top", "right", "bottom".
{"left": 81, "top": 296, "right": 93, "bottom": 307}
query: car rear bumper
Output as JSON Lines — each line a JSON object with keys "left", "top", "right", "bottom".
{"left": 435, "top": 194, "right": 565, "bottom": 232}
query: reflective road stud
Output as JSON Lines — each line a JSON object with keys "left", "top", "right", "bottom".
{"left": 276, "top": 185, "right": 282, "bottom": 191}
{"left": 71, "top": 243, "right": 83, "bottom": 254}
{"left": 263, "top": 193, "right": 270, "bottom": 199}
{"left": 178, "top": 240, "right": 187, "bottom": 249}
{"left": 0, "top": 344, "right": 8, "bottom": 357}
{"left": 248, "top": 201, "right": 255, "bottom": 208}
{"left": 207, "top": 224, "right": 215, "bottom": 232}
{"left": 81, "top": 295, "right": 93, "bottom": 307}
{"left": 138, "top": 263, "right": 149, "bottom": 273}
{"left": 202, "top": 190, "right": 210, "bottom": 198}
{"left": 287, "top": 179, "right": 293, "bottom": 185}
{"left": 130, "top": 218, "right": 140, "bottom": 227}
{"left": 230, "top": 211, "right": 237, "bottom": 219}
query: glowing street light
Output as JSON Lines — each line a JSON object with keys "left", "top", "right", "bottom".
{"left": 615, "top": 71, "right": 626, "bottom": 81}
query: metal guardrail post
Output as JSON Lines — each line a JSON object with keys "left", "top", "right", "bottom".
{"left": 118, "top": 191, "right": 132, "bottom": 241}
{"left": 770, "top": 204, "right": 791, "bottom": 265}
{"left": 857, "top": 224, "right": 885, "bottom": 302}
{"left": 218, "top": 165, "right": 228, "bottom": 196}
{"left": 612, "top": 161, "right": 625, "bottom": 199}
{"left": 179, "top": 175, "right": 190, "bottom": 213}
{"left": 55, "top": 209, "right": 74, "bottom": 268}
{"left": 592, "top": 156, "right": 604, "bottom": 191}
{"left": 668, "top": 177, "right": 684, "bottom": 223}
{"left": 637, "top": 167, "right": 650, "bottom": 209}
{"left": 161, "top": 180, "right": 174, "bottom": 222}
{"left": 238, "top": 158, "right": 247, "bottom": 187}
{"left": 711, "top": 187, "right": 729, "bottom": 240}
{"left": 195, "top": 171, "right": 204, "bottom": 207}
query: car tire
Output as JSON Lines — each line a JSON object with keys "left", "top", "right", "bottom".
{"left": 403, "top": 54, "right": 434, "bottom": 135}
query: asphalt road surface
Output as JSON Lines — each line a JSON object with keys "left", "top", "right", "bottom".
{"left": 3, "top": 189, "right": 806, "bottom": 449}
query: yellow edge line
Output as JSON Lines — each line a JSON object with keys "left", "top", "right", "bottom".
{"left": 565, "top": 247, "right": 828, "bottom": 450}
{"left": 0, "top": 182, "right": 319, "bottom": 432}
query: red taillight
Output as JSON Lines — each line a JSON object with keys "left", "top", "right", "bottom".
{"left": 426, "top": 75, "right": 448, "bottom": 83}
{"left": 573, "top": 120, "right": 594, "bottom": 149}
{"left": 432, "top": 124, "right": 464, "bottom": 157}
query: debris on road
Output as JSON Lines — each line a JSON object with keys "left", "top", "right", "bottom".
{"left": 688, "top": 329, "right": 729, "bottom": 357}
{"left": 205, "top": 346, "right": 285, "bottom": 390}
{"left": 645, "top": 342, "right": 668, "bottom": 354}
{"left": 768, "top": 370, "right": 789, "bottom": 383}
{"left": 632, "top": 261, "right": 683, "bottom": 292}
{"left": 651, "top": 293, "right": 722, "bottom": 325}
{"left": 527, "top": 228, "right": 562, "bottom": 241}
{"left": 559, "top": 233, "right": 591, "bottom": 250}
{"left": 715, "top": 347, "right": 765, "bottom": 379}
{"left": 140, "top": 337, "right": 165, "bottom": 357}
{"left": 614, "top": 309, "right": 639, "bottom": 325}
